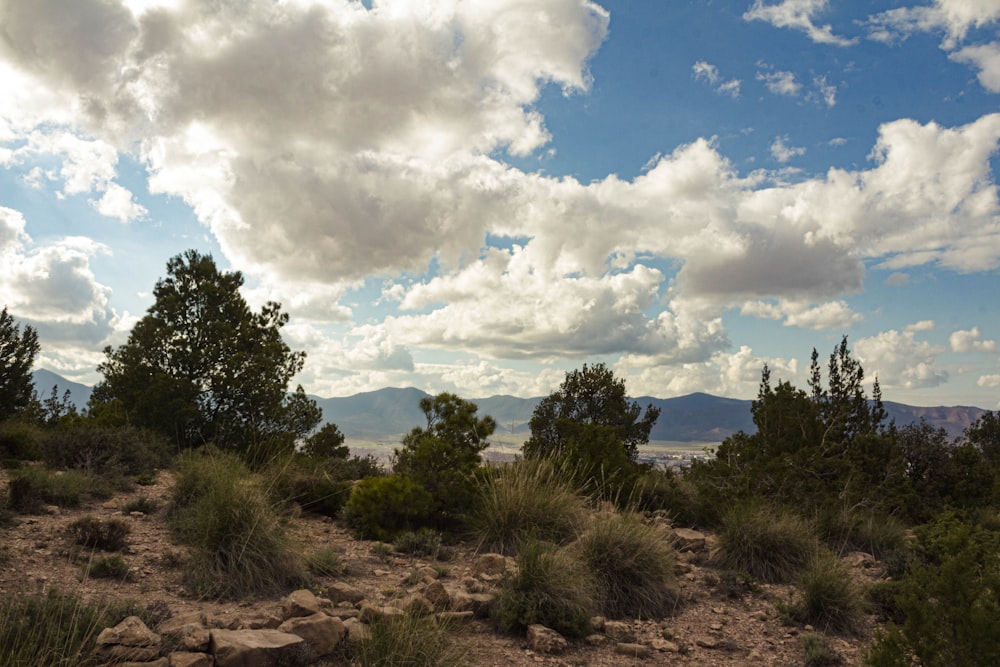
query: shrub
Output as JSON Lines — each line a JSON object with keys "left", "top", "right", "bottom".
{"left": 354, "top": 614, "right": 464, "bottom": 667}
{"left": 713, "top": 502, "right": 819, "bottom": 584}
{"left": 394, "top": 528, "right": 443, "bottom": 558}
{"left": 470, "top": 458, "right": 588, "bottom": 556}
{"left": 7, "top": 468, "right": 111, "bottom": 513}
{"left": 306, "top": 548, "right": 347, "bottom": 577}
{"left": 792, "top": 551, "right": 865, "bottom": 635}
{"left": 628, "top": 467, "right": 710, "bottom": 526}
{"left": 122, "top": 496, "right": 157, "bottom": 515}
{"left": 0, "top": 588, "right": 147, "bottom": 667}
{"left": 574, "top": 512, "right": 679, "bottom": 618}
{"left": 40, "top": 425, "right": 171, "bottom": 484}
{"left": 820, "top": 507, "right": 908, "bottom": 560}
{"left": 267, "top": 457, "right": 351, "bottom": 518}
{"left": 0, "top": 419, "right": 44, "bottom": 462}
{"left": 343, "top": 475, "right": 435, "bottom": 542}
{"left": 67, "top": 516, "right": 130, "bottom": 552}
{"left": 85, "top": 555, "right": 130, "bottom": 580}
{"left": 168, "top": 449, "right": 307, "bottom": 598}
{"left": 322, "top": 454, "right": 384, "bottom": 482}
{"left": 802, "top": 633, "right": 844, "bottom": 666}
{"left": 493, "top": 540, "right": 595, "bottom": 639}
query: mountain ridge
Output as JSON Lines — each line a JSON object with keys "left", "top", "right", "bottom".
{"left": 32, "top": 370, "right": 988, "bottom": 444}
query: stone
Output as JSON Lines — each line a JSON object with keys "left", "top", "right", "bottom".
{"left": 651, "top": 638, "right": 681, "bottom": 652}
{"left": 358, "top": 602, "right": 405, "bottom": 623}
{"left": 278, "top": 613, "right": 345, "bottom": 658}
{"left": 615, "top": 643, "right": 652, "bottom": 659}
{"left": 391, "top": 593, "right": 434, "bottom": 616}
{"left": 282, "top": 589, "right": 322, "bottom": 619}
{"left": 120, "top": 660, "right": 168, "bottom": 667}
{"left": 585, "top": 633, "right": 609, "bottom": 646}
{"left": 95, "top": 616, "right": 161, "bottom": 663}
{"left": 696, "top": 636, "right": 720, "bottom": 649}
{"left": 672, "top": 527, "right": 707, "bottom": 552}
{"left": 603, "top": 620, "right": 635, "bottom": 642}
{"left": 168, "top": 652, "right": 214, "bottom": 667}
{"left": 158, "top": 613, "right": 211, "bottom": 653}
{"left": 473, "top": 553, "right": 510, "bottom": 578}
{"left": 210, "top": 629, "right": 305, "bottom": 667}
{"left": 342, "top": 618, "right": 371, "bottom": 645}
{"left": 526, "top": 624, "right": 567, "bottom": 654}
{"left": 326, "top": 582, "right": 365, "bottom": 605}
{"left": 423, "top": 581, "right": 452, "bottom": 610}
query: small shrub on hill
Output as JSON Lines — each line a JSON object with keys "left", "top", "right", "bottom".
{"left": 67, "top": 516, "right": 130, "bottom": 552}
{"left": 470, "top": 458, "right": 588, "bottom": 555}
{"left": 493, "top": 540, "right": 595, "bottom": 639}
{"left": 85, "top": 555, "right": 130, "bottom": 580}
{"left": 354, "top": 614, "right": 464, "bottom": 667}
{"left": 0, "top": 419, "right": 43, "bottom": 462}
{"left": 306, "top": 547, "right": 347, "bottom": 577}
{"left": 819, "top": 507, "right": 908, "bottom": 560}
{"left": 713, "top": 502, "right": 819, "bottom": 584}
{"left": 7, "top": 468, "right": 111, "bottom": 513}
{"left": 393, "top": 528, "right": 443, "bottom": 558}
{"left": 41, "top": 425, "right": 171, "bottom": 486}
{"left": 574, "top": 512, "right": 680, "bottom": 619}
{"left": 121, "top": 496, "right": 157, "bottom": 515}
{"left": 343, "top": 475, "right": 435, "bottom": 542}
{"left": 168, "top": 449, "right": 307, "bottom": 598}
{"left": 790, "top": 551, "right": 866, "bottom": 635}
{"left": 266, "top": 457, "right": 351, "bottom": 518}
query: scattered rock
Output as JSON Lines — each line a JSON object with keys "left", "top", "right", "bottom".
{"left": 278, "top": 612, "right": 345, "bottom": 658}
{"left": 526, "top": 624, "right": 567, "bottom": 654}
{"left": 282, "top": 589, "right": 322, "bottom": 618}
{"left": 672, "top": 527, "right": 707, "bottom": 552}
{"left": 209, "top": 628, "right": 305, "bottom": 667}
{"left": 326, "top": 582, "right": 365, "bottom": 605}
{"left": 94, "top": 616, "right": 161, "bottom": 663}
{"left": 615, "top": 642, "right": 651, "bottom": 659}
{"left": 603, "top": 620, "right": 635, "bottom": 642}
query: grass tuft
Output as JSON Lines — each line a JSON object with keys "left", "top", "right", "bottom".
{"left": 354, "top": 614, "right": 465, "bottom": 667}
{"left": 713, "top": 502, "right": 819, "bottom": 584}
{"left": 793, "top": 551, "right": 866, "bottom": 635}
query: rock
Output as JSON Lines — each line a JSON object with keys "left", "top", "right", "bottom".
{"left": 209, "top": 629, "right": 305, "bottom": 667}
{"left": 460, "top": 576, "right": 485, "bottom": 593}
{"left": 282, "top": 589, "right": 322, "bottom": 619}
{"left": 168, "top": 652, "right": 213, "bottom": 667}
{"left": 651, "top": 638, "right": 681, "bottom": 652}
{"left": 342, "top": 618, "right": 371, "bottom": 645}
{"left": 585, "top": 633, "right": 609, "bottom": 646}
{"left": 119, "top": 660, "right": 168, "bottom": 667}
{"left": 672, "top": 527, "right": 706, "bottom": 552}
{"left": 326, "top": 582, "right": 365, "bottom": 605}
{"left": 390, "top": 593, "right": 434, "bottom": 616}
{"left": 603, "top": 620, "right": 635, "bottom": 642}
{"left": 278, "top": 613, "right": 345, "bottom": 658}
{"left": 615, "top": 642, "right": 652, "bottom": 659}
{"left": 358, "top": 602, "right": 405, "bottom": 623}
{"left": 696, "top": 636, "right": 720, "bottom": 649}
{"left": 473, "top": 553, "right": 510, "bottom": 579}
{"left": 526, "top": 624, "right": 567, "bottom": 654}
{"left": 844, "top": 551, "right": 877, "bottom": 568}
{"left": 94, "top": 616, "right": 161, "bottom": 663}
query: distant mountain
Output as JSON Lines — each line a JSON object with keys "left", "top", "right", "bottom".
{"left": 32, "top": 370, "right": 987, "bottom": 444}
{"left": 31, "top": 369, "right": 93, "bottom": 410}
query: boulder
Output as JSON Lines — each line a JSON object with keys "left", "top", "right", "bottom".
{"left": 168, "top": 652, "right": 214, "bottom": 667}
{"left": 209, "top": 629, "right": 305, "bottom": 667}
{"left": 326, "top": 582, "right": 365, "bottom": 605}
{"left": 282, "top": 589, "right": 322, "bottom": 619}
{"left": 672, "top": 527, "right": 707, "bottom": 552}
{"left": 278, "top": 613, "right": 345, "bottom": 658}
{"left": 94, "top": 616, "right": 161, "bottom": 663}
{"left": 527, "top": 624, "right": 567, "bottom": 654}
{"left": 603, "top": 620, "right": 635, "bottom": 642}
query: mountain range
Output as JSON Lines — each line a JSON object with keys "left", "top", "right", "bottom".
{"left": 33, "top": 369, "right": 988, "bottom": 445}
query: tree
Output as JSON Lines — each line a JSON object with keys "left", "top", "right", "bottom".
{"left": 392, "top": 392, "right": 496, "bottom": 526}
{"left": 0, "top": 306, "right": 40, "bottom": 421}
{"left": 523, "top": 363, "right": 660, "bottom": 464}
{"left": 302, "top": 423, "right": 349, "bottom": 460}
{"left": 91, "top": 250, "right": 320, "bottom": 455}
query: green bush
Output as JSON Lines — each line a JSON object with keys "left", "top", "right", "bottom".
{"left": 802, "top": 633, "right": 844, "bottom": 666}
{"left": 470, "top": 459, "right": 588, "bottom": 555}
{"left": 574, "top": 512, "right": 679, "bottom": 619}
{"left": 628, "top": 467, "right": 710, "bottom": 526}
{"left": 0, "top": 419, "right": 44, "bottom": 462}
{"left": 67, "top": 516, "right": 130, "bottom": 552}
{"left": 713, "top": 502, "right": 819, "bottom": 584}
{"left": 267, "top": 457, "right": 352, "bottom": 517}
{"left": 493, "top": 540, "right": 594, "bottom": 639}
{"left": 122, "top": 496, "right": 157, "bottom": 515}
{"left": 40, "top": 425, "right": 171, "bottom": 484}
{"left": 322, "top": 453, "right": 384, "bottom": 481}
{"left": 7, "top": 468, "right": 111, "bottom": 513}
{"left": 85, "top": 555, "right": 130, "bottom": 580}
{"left": 866, "top": 513, "right": 1000, "bottom": 666}
{"left": 819, "top": 507, "right": 908, "bottom": 560}
{"left": 354, "top": 614, "right": 464, "bottom": 667}
{"left": 343, "top": 475, "right": 435, "bottom": 542}
{"left": 393, "top": 528, "right": 443, "bottom": 558}
{"left": 792, "top": 551, "right": 865, "bottom": 635}
{"left": 168, "top": 449, "right": 307, "bottom": 598}
{"left": 306, "top": 548, "right": 347, "bottom": 577}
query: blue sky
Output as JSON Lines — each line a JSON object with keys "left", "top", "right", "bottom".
{"left": 2, "top": 0, "right": 1000, "bottom": 408}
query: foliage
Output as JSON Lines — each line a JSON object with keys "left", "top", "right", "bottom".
{"left": 266, "top": 456, "right": 352, "bottom": 517}
{"left": 0, "top": 306, "right": 40, "bottom": 421}
{"left": 40, "top": 424, "right": 172, "bottom": 485}
{"left": 628, "top": 466, "right": 712, "bottom": 527}
{"left": 393, "top": 528, "right": 443, "bottom": 558}
{"left": 713, "top": 501, "right": 819, "bottom": 584}
{"left": 819, "top": 507, "right": 908, "bottom": 561}
{"left": 7, "top": 467, "right": 112, "bottom": 513}
{"left": 305, "top": 547, "right": 347, "bottom": 577}
{"left": 470, "top": 458, "right": 588, "bottom": 556}
{"left": 574, "top": 512, "right": 679, "bottom": 618}
{"left": 0, "top": 588, "right": 146, "bottom": 667}
{"left": 0, "top": 418, "right": 44, "bottom": 462}
{"left": 91, "top": 250, "right": 320, "bottom": 456}
{"left": 523, "top": 364, "right": 660, "bottom": 464}
{"left": 791, "top": 551, "right": 865, "bottom": 635}
{"left": 301, "top": 422, "right": 348, "bottom": 460}
{"left": 392, "top": 393, "right": 496, "bottom": 527}
{"left": 802, "top": 633, "right": 845, "bottom": 666}
{"left": 168, "top": 448, "right": 306, "bottom": 598}
{"left": 866, "top": 512, "right": 1000, "bottom": 667}
{"left": 343, "top": 475, "right": 435, "bottom": 541}
{"left": 354, "top": 614, "right": 465, "bottom": 667}
{"left": 67, "top": 516, "right": 130, "bottom": 552}
{"left": 494, "top": 540, "right": 595, "bottom": 639}
{"left": 122, "top": 496, "right": 158, "bottom": 515}
{"left": 85, "top": 555, "right": 130, "bottom": 580}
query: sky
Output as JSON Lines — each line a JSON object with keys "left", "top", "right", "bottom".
{"left": 2, "top": 0, "right": 1000, "bottom": 408}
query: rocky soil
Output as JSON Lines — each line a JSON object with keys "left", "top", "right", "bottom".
{"left": 0, "top": 468, "right": 887, "bottom": 666}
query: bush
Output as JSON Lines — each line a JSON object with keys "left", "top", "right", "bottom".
{"left": 802, "top": 633, "right": 844, "bottom": 666}
{"left": 713, "top": 502, "right": 819, "bottom": 584}
{"left": 792, "top": 551, "right": 865, "bottom": 635}
{"left": 322, "top": 454, "right": 383, "bottom": 482}
{"left": 820, "top": 507, "right": 908, "bottom": 560}
{"left": 168, "top": 449, "right": 307, "bottom": 598}
{"left": 343, "top": 475, "right": 435, "bottom": 542}
{"left": 354, "top": 614, "right": 464, "bottom": 667}
{"left": 470, "top": 459, "right": 588, "bottom": 556}
{"left": 0, "top": 419, "right": 44, "bottom": 462}
{"left": 0, "top": 588, "right": 147, "bottom": 667}
{"left": 85, "top": 555, "right": 130, "bottom": 580}
{"left": 394, "top": 528, "right": 443, "bottom": 558}
{"left": 40, "top": 425, "right": 171, "bottom": 484}
{"left": 493, "top": 540, "right": 595, "bottom": 639}
{"left": 122, "top": 496, "right": 157, "bottom": 515}
{"left": 7, "top": 468, "right": 112, "bottom": 513}
{"left": 67, "top": 516, "right": 130, "bottom": 552}
{"left": 266, "top": 457, "right": 352, "bottom": 518}
{"left": 574, "top": 512, "right": 679, "bottom": 618}
{"left": 306, "top": 548, "right": 347, "bottom": 577}
{"left": 628, "top": 467, "right": 710, "bottom": 526}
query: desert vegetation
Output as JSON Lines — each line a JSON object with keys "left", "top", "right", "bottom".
{"left": 3, "top": 254, "right": 1000, "bottom": 665}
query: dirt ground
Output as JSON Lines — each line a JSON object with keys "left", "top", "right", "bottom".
{"left": 0, "top": 467, "right": 885, "bottom": 666}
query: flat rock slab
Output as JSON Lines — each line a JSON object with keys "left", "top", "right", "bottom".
{"left": 210, "top": 628, "right": 305, "bottom": 667}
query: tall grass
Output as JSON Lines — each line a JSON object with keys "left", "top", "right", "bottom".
{"left": 168, "top": 449, "right": 306, "bottom": 598}
{"left": 471, "top": 458, "right": 588, "bottom": 555}
{"left": 574, "top": 512, "right": 680, "bottom": 618}
{"left": 355, "top": 614, "right": 465, "bottom": 667}
{"left": 713, "top": 502, "right": 819, "bottom": 584}
{"left": 7, "top": 467, "right": 111, "bottom": 513}
{"left": 793, "top": 551, "right": 866, "bottom": 635}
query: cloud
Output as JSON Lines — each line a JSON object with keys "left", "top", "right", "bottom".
{"left": 855, "top": 329, "right": 948, "bottom": 389}
{"left": 744, "top": 0, "right": 856, "bottom": 46}
{"left": 757, "top": 67, "right": 802, "bottom": 96}
{"left": 770, "top": 135, "right": 806, "bottom": 162}
{"left": 692, "top": 60, "right": 741, "bottom": 97}
{"left": 94, "top": 182, "right": 147, "bottom": 223}
{"left": 741, "top": 298, "right": 862, "bottom": 330}
{"left": 808, "top": 75, "right": 837, "bottom": 107}
{"left": 950, "top": 326, "right": 997, "bottom": 352}
{"left": 978, "top": 374, "right": 1000, "bottom": 388}
{"left": 866, "top": 0, "right": 1000, "bottom": 49}
{"left": 905, "top": 320, "right": 935, "bottom": 333}
{"left": 950, "top": 42, "right": 1000, "bottom": 92}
